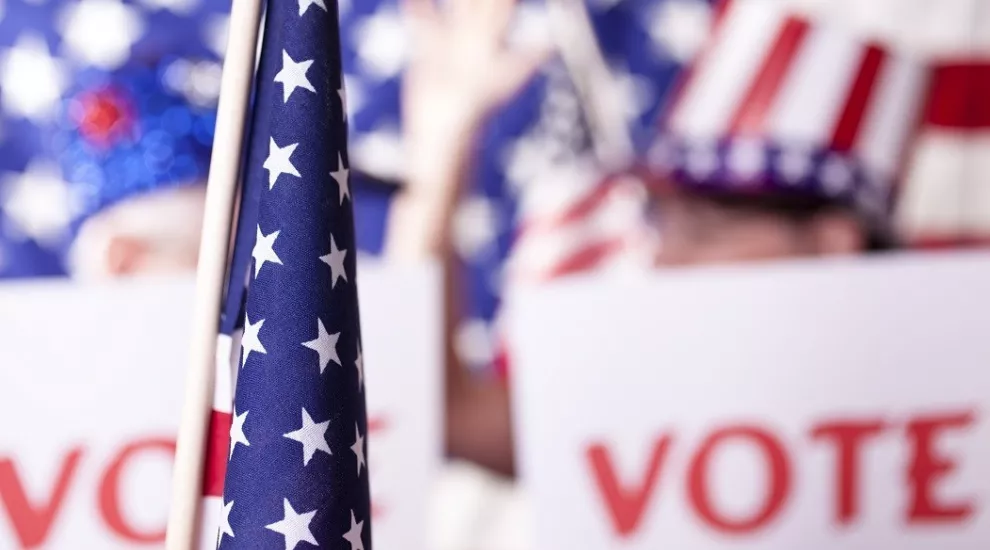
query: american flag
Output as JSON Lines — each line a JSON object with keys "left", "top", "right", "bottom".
{"left": 199, "top": 0, "right": 371, "bottom": 547}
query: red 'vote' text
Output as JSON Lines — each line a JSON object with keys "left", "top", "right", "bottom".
{"left": 586, "top": 410, "right": 977, "bottom": 538}
{"left": 1, "top": 416, "right": 389, "bottom": 548}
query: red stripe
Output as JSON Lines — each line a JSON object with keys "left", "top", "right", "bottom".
{"left": 655, "top": 0, "right": 735, "bottom": 131}
{"left": 516, "top": 180, "right": 617, "bottom": 237}
{"left": 711, "top": 0, "right": 734, "bottom": 29}
{"left": 540, "top": 237, "right": 627, "bottom": 281}
{"left": 492, "top": 341, "right": 510, "bottom": 381}
{"left": 924, "top": 61, "right": 990, "bottom": 129}
{"left": 202, "top": 410, "right": 232, "bottom": 497}
{"left": 728, "top": 18, "right": 809, "bottom": 136}
{"left": 368, "top": 415, "right": 387, "bottom": 434}
{"left": 908, "top": 237, "right": 990, "bottom": 250}
{"left": 830, "top": 45, "right": 886, "bottom": 151}
{"left": 368, "top": 416, "right": 387, "bottom": 520}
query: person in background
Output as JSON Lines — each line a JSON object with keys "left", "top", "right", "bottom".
{"left": 639, "top": 0, "right": 930, "bottom": 266}
{"left": 0, "top": 0, "right": 225, "bottom": 279}
{"left": 393, "top": 0, "right": 931, "bottom": 480}
{"left": 57, "top": 61, "right": 216, "bottom": 279}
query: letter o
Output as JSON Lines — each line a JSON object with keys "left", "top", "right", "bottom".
{"left": 687, "top": 426, "right": 791, "bottom": 534}
{"left": 97, "top": 438, "right": 176, "bottom": 543}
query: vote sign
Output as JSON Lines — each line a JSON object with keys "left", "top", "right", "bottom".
{"left": 0, "top": 263, "right": 441, "bottom": 549}
{"left": 509, "top": 252, "right": 990, "bottom": 549}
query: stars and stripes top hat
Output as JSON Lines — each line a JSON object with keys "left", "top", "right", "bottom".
{"left": 644, "top": 0, "right": 932, "bottom": 233}
{"left": 50, "top": 58, "right": 217, "bottom": 235}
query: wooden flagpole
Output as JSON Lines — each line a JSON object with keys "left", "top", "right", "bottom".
{"left": 165, "top": 0, "right": 264, "bottom": 547}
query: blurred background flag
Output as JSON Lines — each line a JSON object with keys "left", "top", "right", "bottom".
{"left": 336, "top": 0, "right": 716, "bottom": 378}
{"left": 194, "top": 0, "right": 372, "bottom": 547}
{"left": 0, "top": 0, "right": 229, "bottom": 278}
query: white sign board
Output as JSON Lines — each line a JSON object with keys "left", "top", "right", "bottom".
{"left": 359, "top": 262, "right": 442, "bottom": 550}
{"left": 0, "top": 263, "right": 441, "bottom": 549}
{"left": 509, "top": 252, "right": 990, "bottom": 550}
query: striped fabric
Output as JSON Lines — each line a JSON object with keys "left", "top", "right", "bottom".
{"left": 744, "top": 0, "right": 990, "bottom": 245}
{"left": 664, "top": 0, "right": 930, "bottom": 215}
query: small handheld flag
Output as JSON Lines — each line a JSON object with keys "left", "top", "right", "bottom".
{"left": 213, "top": 0, "right": 371, "bottom": 546}
{"left": 166, "top": 0, "right": 371, "bottom": 547}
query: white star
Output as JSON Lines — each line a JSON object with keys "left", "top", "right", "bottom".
{"left": 240, "top": 315, "right": 267, "bottom": 368}
{"left": 350, "top": 423, "right": 366, "bottom": 476}
{"left": 338, "top": 86, "right": 348, "bottom": 121}
{"left": 274, "top": 50, "right": 316, "bottom": 103}
{"left": 0, "top": 34, "right": 68, "bottom": 120}
{"left": 0, "top": 161, "right": 79, "bottom": 245}
{"left": 342, "top": 75, "right": 363, "bottom": 119}
{"left": 354, "top": 344, "right": 364, "bottom": 392}
{"left": 454, "top": 318, "right": 495, "bottom": 370}
{"left": 185, "top": 60, "right": 223, "bottom": 107}
{"left": 263, "top": 138, "right": 301, "bottom": 189}
{"left": 319, "top": 235, "right": 348, "bottom": 287}
{"left": 502, "top": 134, "right": 551, "bottom": 191}
{"left": 331, "top": 153, "right": 350, "bottom": 204}
{"left": 778, "top": 147, "right": 813, "bottom": 184}
{"left": 348, "top": 127, "right": 404, "bottom": 181}
{"left": 203, "top": 14, "right": 230, "bottom": 58}
{"left": 646, "top": 0, "right": 711, "bottom": 63}
{"left": 265, "top": 499, "right": 318, "bottom": 550}
{"left": 217, "top": 499, "right": 235, "bottom": 548}
{"left": 283, "top": 408, "right": 332, "bottom": 466}
{"left": 342, "top": 510, "right": 366, "bottom": 550}
{"left": 609, "top": 64, "right": 655, "bottom": 120}
{"left": 301, "top": 318, "right": 341, "bottom": 373}
{"left": 229, "top": 408, "right": 250, "bottom": 459}
{"left": 297, "top": 0, "right": 326, "bottom": 16}
{"left": 820, "top": 155, "right": 855, "bottom": 196}
{"left": 452, "top": 196, "right": 498, "bottom": 262}
{"left": 685, "top": 142, "right": 719, "bottom": 180}
{"left": 252, "top": 226, "right": 283, "bottom": 277}
{"left": 352, "top": 7, "right": 408, "bottom": 79}
{"left": 727, "top": 139, "right": 766, "bottom": 179}
{"left": 507, "top": 2, "right": 551, "bottom": 49}
{"left": 58, "top": 0, "right": 144, "bottom": 69}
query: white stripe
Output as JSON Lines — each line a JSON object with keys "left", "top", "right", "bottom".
{"left": 765, "top": 24, "right": 864, "bottom": 147}
{"left": 212, "top": 333, "right": 238, "bottom": 413}
{"left": 897, "top": 132, "right": 967, "bottom": 237}
{"left": 907, "top": 0, "right": 980, "bottom": 57}
{"left": 855, "top": 51, "right": 927, "bottom": 179}
{"left": 509, "top": 180, "right": 643, "bottom": 280}
{"left": 977, "top": 0, "right": 990, "bottom": 55}
{"left": 198, "top": 496, "right": 223, "bottom": 550}
{"left": 900, "top": 132, "right": 990, "bottom": 238}
{"left": 789, "top": 0, "right": 981, "bottom": 57}
{"left": 964, "top": 133, "right": 990, "bottom": 234}
{"left": 817, "top": 0, "right": 910, "bottom": 51}
{"left": 670, "top": 0, "right": 787, "bottom": 141}
{"left": 513, "top": 158, "right": 601, "bottom": 226}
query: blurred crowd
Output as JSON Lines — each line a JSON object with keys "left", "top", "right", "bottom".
{"left": 1, "top": 0, "right": 988, "bottom": 546}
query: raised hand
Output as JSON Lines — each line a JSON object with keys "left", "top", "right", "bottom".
{"left": 402, "top": 0, "right": 552, "bottom": 133}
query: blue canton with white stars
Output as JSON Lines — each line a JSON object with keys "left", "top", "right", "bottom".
{"left": 218, "top": 0, "right": 371, "bottom": 548}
